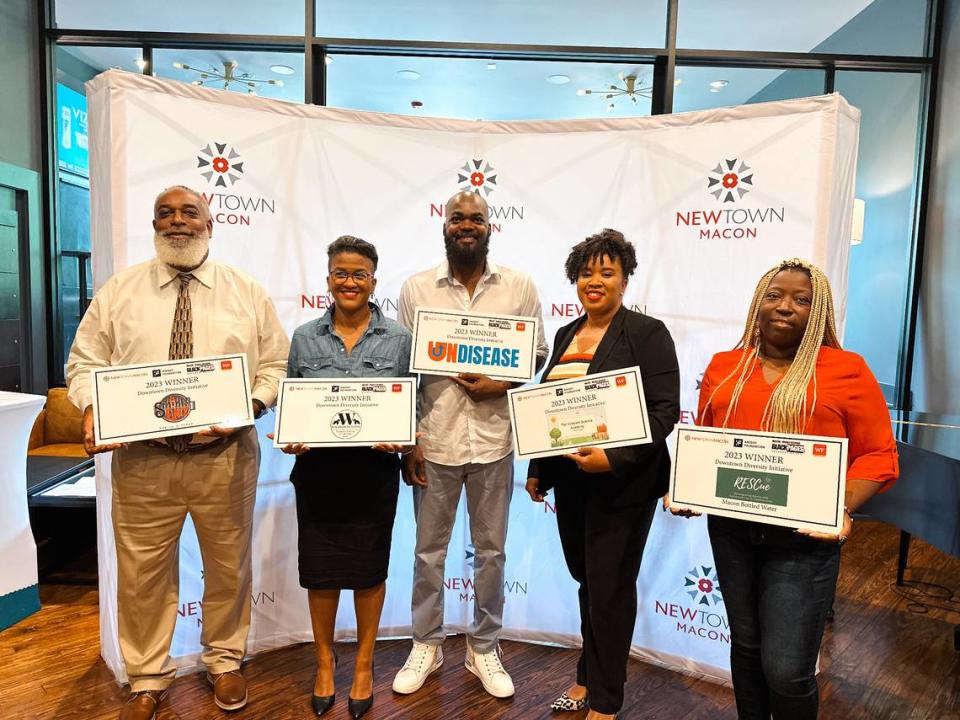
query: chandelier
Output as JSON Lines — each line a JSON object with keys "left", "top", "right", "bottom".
{"left": 577, "top": 72, "right": 652, "bottom": 111}
{"left": 171, "top": 60, "right": 284, "bottom": 94}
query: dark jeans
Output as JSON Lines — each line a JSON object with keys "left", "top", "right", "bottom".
{"left": 554, "top": 479, "right": 658, "bottom": 715}
{"left": 708, "top": 516, "right": 840, "bottom": 720}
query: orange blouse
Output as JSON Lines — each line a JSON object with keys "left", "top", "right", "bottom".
{"left": 698, "top": 346, "right": 898, "bottom": 487}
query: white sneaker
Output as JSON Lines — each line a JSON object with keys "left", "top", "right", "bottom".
{"left": 392, "top": 641, "right": 444, "bottom": 694}
{"left": 465, "top": 644, "right": 515, "bottom": 698}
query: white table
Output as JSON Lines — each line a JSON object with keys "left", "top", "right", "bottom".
{"left": 0, "top": 391, "right": 45, "bottom": 629}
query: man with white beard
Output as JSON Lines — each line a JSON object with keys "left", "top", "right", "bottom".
{"left": 66, "top": 186, "right": 288, "bottom": 720}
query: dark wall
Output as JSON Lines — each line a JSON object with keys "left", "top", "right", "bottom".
{"left": 0, "top": 0, "right": 41, "bottom": 172}
{"left": 911, "top": 0, "right": 960, "bottom": 415}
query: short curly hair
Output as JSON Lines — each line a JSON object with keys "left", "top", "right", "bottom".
{"left": 327, "top": 235, "right": 378, "bottom": 271}
{"left": 564, "top": 228, "right": 637, "bottom": 284}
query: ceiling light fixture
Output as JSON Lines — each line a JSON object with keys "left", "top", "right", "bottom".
{"left": 547, "top": 74, "right": 571, "bottom": 85}
{"left": 487, "top": 62, "right": 497, "bottom": 70}
{"left": 709, "top": 79, "right": 729, "bottom": 89}
{"left": 134, "top": 58, "right": 147, "bottom": 71}
{"left": 396, "top": 70, "right": 421, "bottom": 80}
{"left": 577, "top": 72, "right": 652, "bottom": 111}
{"left": 172, "top": 60, "right": 284, "bottom": 94}
{"left": 325, "top": 55, "right": 333, "bottom": 65}
{"left": 270, "top": 64, "right": 296, "bottom": 75}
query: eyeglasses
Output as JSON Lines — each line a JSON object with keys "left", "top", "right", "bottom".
{"left": 329, "top": 269, "right": 374, "bottom": 283}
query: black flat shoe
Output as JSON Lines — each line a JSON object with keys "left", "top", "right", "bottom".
{"left": 311, "top": 693, "right": 335, "bottom": 716}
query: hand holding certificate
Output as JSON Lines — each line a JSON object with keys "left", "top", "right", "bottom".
{"left": 508, "top": 366, "right": 652, "bottom": 460}
{"left": 410, "top": 307, "right": 539, "bottom": 382}
{"left": 91, "top": 354, "right": 254, "bottom": 445}
{"left": 273, "top": 378, "right": 416, "bottom": 448}
{"left": 669, "top": 424, "right": 848, "bottom": 533}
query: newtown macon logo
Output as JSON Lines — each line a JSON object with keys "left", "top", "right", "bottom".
{"left": 652, "top": 563, "right": 730, "bottom": 645}
{"left": 674, "top": 156, "right": 785, "bottom": 240}
{"left": 684, "top": 565, "right": 723, "bottom": 607}
{"left": 458, "top": 159, "right": 498, "bottom": 196}
{"left": 707, "top": 158, "right": 753, "bottom": 203}
{"left": 190, "top": 142, "right": 276, "bottom": 227}
{"left": 197, "top": 142, "right": 244, "bottom": 188}
{"left": 429, "top": 158, "right": 525, "bottom": 233}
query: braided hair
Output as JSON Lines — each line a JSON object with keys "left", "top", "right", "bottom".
{"left": 702, "top": 258, "right": 841, "bottom": 434}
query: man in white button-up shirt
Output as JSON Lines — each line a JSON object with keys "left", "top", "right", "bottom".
{"left": 392, "top": 191, "right": 548, "bottom": 700}
{"left": 66, "top": 186, "right": 288, "bottom": 720}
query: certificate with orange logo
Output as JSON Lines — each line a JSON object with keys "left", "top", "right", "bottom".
{"left": 91, "top": 353, "right": 253, "bottom": 445}
{"left": 507, "top": 366, "right": 652, "bottom": 459}
{"left": 669, "top": 425, "right": 848, "bottom": 532}
{"left": 410, "top": 307, "right": 539, "bottom": 382}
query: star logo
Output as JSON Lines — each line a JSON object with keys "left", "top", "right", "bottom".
{"left": 458, "top": 159, "right": 497, "bottom": 196}
{"left": 684, "top": 565, "right": 723, "bottom": 606}
{"left": 198, "top": 142, "right": 244, "bottom": 188}
{"left": 708, "top": 158, "right": 752, "bottom": 203}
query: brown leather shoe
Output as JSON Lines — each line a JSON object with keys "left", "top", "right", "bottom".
{"left": 119, "top": 690, "right": 167, "bottom": 720}
{"left": 207, "top": 670, "right": 248, "bottom": 711}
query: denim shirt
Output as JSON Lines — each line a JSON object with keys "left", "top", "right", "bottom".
{"left": 287, "top": 303, "right": 412, "bottom": 380}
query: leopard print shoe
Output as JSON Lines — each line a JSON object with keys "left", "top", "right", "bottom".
{"left": 550, "top": 691, "right": 588, "bottom": 712}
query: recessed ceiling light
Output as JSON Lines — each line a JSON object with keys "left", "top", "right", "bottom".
{"left": 396, "top": 70, "right": 421, "bottom": 80}
{"left": 709, "top": 79, "right": 729, "bottom": 89}
{"left": 270, "top": 64, "right": 295, "bottom": 75}
{"left": 547, "top": 74, "right": 571, "bottom": 85}
{"left": 487, "top": 62, "right": 497, "bottom": 70}
{"left": 324, "top": 55, "right": 333, "bottom": 65}
{"left": 674, "top": 78, "right": 682, "bottom": 86}
{"left": 134, "top": 58, "right": 147, "bottom": 70}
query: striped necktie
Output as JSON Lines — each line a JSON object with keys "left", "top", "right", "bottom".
{"left": 167, "top": 273, "right": 194, "bottom": 452}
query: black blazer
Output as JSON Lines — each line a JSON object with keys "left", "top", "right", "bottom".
{"left": 528, "top": 305, "right": 680, "bottom": 507}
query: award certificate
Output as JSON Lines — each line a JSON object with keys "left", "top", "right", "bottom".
{"left": 410, "top": 307, "right": 539, "bottom": 382}
{"left": 669, "top": 424, "right": 848, "bottom": 532}
{"left": 92, "top": 354, "right": 253, "bottom": 445}
{"left": 273, "top": 378, "right": 416, "bottom": 448}
{"left": 507, "top": 366, "right": 652, "bottom": 460}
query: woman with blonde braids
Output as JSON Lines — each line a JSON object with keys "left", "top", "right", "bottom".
{"left": 671, "top": 258, "right": 898, "bottom": 719}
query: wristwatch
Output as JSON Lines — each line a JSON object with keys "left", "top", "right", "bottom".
{"left": 252, "top": 399, "right": 267, "bottom": 419}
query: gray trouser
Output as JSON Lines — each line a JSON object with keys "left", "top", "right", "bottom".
{"left": 411, "top": 454, "right": 514, "bottom": 653}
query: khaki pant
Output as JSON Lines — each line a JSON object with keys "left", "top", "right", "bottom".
{"left": 111, "top": 428, "right": 259, "bottom": 692}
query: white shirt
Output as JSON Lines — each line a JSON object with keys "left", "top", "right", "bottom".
{"left": 66, "top": 257, "right": 289, "bottom": 413}
{"left": 398, "top": 259, "right": 548, "bottom": 465}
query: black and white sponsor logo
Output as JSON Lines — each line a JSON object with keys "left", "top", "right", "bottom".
{"left": 771, "top": 440, "right": 806, "bottom": 454}
{"left": 330, "top": 410, "right": 362, "bottom": 439}
{"left": 584, "top": 379, "right": 611, "bottom": 391}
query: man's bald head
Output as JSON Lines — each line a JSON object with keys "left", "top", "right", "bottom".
{"left": 445, "top": 190, "right": 489, "bottom": 216}
{"left": 154, "top": 185, "right": 210, "bottom": 221}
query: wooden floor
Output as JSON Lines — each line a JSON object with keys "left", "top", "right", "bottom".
{"left": 1, "top": 520, "right": 958, "bottom": 720}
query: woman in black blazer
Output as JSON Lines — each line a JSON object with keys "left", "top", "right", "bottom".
{"left": 526, "top": 229, "right": 679, "bottom": 720}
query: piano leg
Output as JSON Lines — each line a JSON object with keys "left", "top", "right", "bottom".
{"left": 896, "top": 530, "right": 911, "bottom": 586}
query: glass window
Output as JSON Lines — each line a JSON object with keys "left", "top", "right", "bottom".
{"left": 837, "top": 71, "right": 923, "bottom": 398}
{"left": 672, "top": 66, "right": 826, "bottom": 114}
{"left": 315, "top": 0, "right": 667, "bottom": 48}
{"left": 327, "top": 56, "right": 653, "bottom": 120}
{"left": 55, "top": 0, "right": 304, "bottom": 36}
{"left": 677, "top": 0, "right": 929, "bottom": 56}
{"left": 153, "top": 49, "right": 305, "bottom": 104}
{"left": 55, "top": 46, "right": 137, "bottom": 373}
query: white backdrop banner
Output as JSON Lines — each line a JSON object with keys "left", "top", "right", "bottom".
{"left": 86, "top": 70, "right": 859, "bottom": 685}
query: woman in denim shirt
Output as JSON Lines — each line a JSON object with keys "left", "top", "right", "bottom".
{"left": 277, "top": 236, "right": 413, "bottom": 718}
